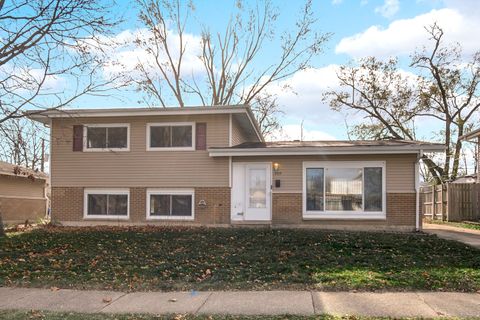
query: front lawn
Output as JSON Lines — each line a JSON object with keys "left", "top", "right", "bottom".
{"left": 1, "top": 227, "right": 479, "bottom": 291}
{"left": 0, "top": 310, "right": 440, "bottom": 320}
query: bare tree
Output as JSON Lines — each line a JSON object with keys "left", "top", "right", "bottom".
{"left": 0, "top": 0, "right": 126, "bottom": 126}
{"left": 411, "top": 24, "right": 480, "bottom": 181}
{"left": 325, "top": 24, "right": 480, "bottom": 183}
{"left": 132, "top": 0, "right": 329, "bottom": 135}
{"left": 0, "top": 118, "right": 47, "bottom": 170}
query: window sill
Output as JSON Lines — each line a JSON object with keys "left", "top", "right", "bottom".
{"left": 83, "top": 148, "right": 130, "bottom": 152}
{"left": 303, "top": 213, "right": 386, "bottom": 220}
{"left": 84, "top": 216, "right": 130, "bottom": 220}
{"left": 147, "top": 216, "right": 194, "bottom": 221}
{"left": 146, "top": 147, "right": 195, "bottom": 151}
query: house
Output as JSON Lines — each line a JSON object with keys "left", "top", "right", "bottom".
{"left": 28, "top": 105, "right": 444, "bottom": 231}
{"left": 460, "top": 128, "right": 480, "bottom": 183}
{"left": 0, "top": 161, "right": 48, "bottom": 225}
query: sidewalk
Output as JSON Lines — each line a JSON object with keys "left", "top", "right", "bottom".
{"left": 1, "top": 287, "right": 480, "bottom": 317}
{"left": 423, "top": 223, "right": 480, "bottom": 249}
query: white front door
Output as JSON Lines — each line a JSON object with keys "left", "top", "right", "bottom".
{"left": 244, "top": 163, "right": 271, "bottom": 221}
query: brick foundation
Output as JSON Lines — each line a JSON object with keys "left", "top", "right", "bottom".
{"left": 51, "top": 187, "right": 416, "bottom": 230}
{"left": 51, "top": 187, "right": 230, "bottom": 225}
{"left": 272, "top": 192, "right": 417, "bottom": 230}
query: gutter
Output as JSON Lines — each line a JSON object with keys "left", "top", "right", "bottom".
{"left": 208, "top": 145, "right": 445, "bottom": 157}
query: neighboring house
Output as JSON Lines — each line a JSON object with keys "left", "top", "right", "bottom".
{"left": 451, "top": 174, "right": 477, "bottom": 184}
{"left": 0, "top": 161, "right": 48, "bottom": 224}
{"left": 460, "top": 128, "right": 480, "bottom": 183}
{"left": 28, "top": 106, "right": 444, "bottom": 231}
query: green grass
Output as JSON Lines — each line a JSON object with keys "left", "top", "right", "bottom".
{"left": 1, "top": 227, "right": 480, "bottom": 292}
{"left": 0, "top": 310, "right": 472, "bottom": 320}
{"left": 426, "top": 219, "right": 480, "bottom": 231}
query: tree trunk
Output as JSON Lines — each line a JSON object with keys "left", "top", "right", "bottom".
{"left": 443, "top": 118, "right": 452, "bottom": 181}
{"left": 0, "top": 212, "right": 5, "bottom": 237}
{"left": 451, "top": 124, "right": 464, "bottom": 180}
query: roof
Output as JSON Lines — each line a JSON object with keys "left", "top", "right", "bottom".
{"left": 459, "top": 127, "right": 480, "bottom": 141}
{"left": 450, "top": 174, "right": 478, "bottom": 184}
{"left": 0, "top": 161, "right": 48, "bottom": 180}
{"left": 208, "top": 139, "right": 445, "bottom": 156}
{"left": 25, "top": 105, "right": 263, "bottom": 142}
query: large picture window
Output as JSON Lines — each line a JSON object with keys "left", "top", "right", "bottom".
{"left": 147, "top": 123, "right": 194, "bottom": 150}
{"left": 303, "top": 161, "right": 385, "bottom": 219}
{"left": 146, "top": 189, "right": 194, "bottom": 220}
{"left": 84, "top": 124, "right": 129, "bottom": 151}
{"left": 84, "top": 189, "right": 129, "bottom": 219}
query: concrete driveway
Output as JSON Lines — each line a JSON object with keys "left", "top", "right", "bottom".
{"left": 423, "top": 223, "right": 480, "bottom": 249}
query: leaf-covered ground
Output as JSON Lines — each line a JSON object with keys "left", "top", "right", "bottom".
{"left": 0, "top": 310, "right": 443, "bottom": 320}
{"left": 0, "top": 227, "right": 479, "bottom": 292}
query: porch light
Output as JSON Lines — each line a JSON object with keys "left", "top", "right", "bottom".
{"left": 273, "top": 162, "right": 280, "bottom": 172}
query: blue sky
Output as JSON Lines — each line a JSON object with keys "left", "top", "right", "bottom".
{"left": 60, "top": 0, "right": 478, "bottom": 142}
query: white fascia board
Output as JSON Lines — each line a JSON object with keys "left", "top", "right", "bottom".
{"left": 208, "top": 146, "right": 445, "bottom": 157}
{"left": 28, "top": 107, "right": 249, "bottom": 120}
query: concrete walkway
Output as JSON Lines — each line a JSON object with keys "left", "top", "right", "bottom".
{"left": 423, "top": 223, "right": 480, "bottom": 249}
{"left": 1, "top": 287, "right": 480, "bottom": 317}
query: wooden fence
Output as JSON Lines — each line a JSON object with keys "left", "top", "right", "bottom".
{"left": 421, "top": 183, "right": 480, "bottom": 221}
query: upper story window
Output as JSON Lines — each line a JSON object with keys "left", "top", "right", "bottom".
{"left": 303, "top": 161, "right": 386, "bottom": 220}
{"left": 84, "top": 124, "right": 130, "bottom": 151}
{"left": 147, "top": 122, "right": 195, "bottom": 151}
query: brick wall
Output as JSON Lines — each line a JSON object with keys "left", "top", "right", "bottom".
{"left": 51, "top": 187, "right": 230, "bottom": 225}
{"left": 272, "top": 192, "right": 417, "bottom": 230}
{"left": 51, "top": 187, "right": 416, "bottom": 230}
{"left": 1, "top": 197, "right": 46, "bottom": 224}
{"left": 51, "top": 187, "right": 83, "bottom": 222}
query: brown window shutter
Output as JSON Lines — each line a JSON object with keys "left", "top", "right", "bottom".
{"left": 196, "top": 123, "right": 207, "bottom": 150}
{"left": 72, "top": 125, "right": 84, "bottom": 152}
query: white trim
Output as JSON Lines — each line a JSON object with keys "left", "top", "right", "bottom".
{"left": 146, "top": 188, "right": 195, "bottom": 221}
{"left": 229, "top": 114, "right": 233, "bottom": 147}
{"left": 209, "top": 147, "right": 443, "bottom": 157}
{"left": 83, "top": 123, "right": 130, "bottom": 152}
{"left": 146, "top": 122, "right": 195, "bottom": 151}
{"left": 83, "top": 188, "right": 130, "bottom": 220}
{"left": 228, "top": 156, "right": 232, "bottom": 188}
{"left": 0, "top": 195, "right": 47, "bottom": 200}
{"left": 302, "top": 161, "right": 386, "bottom": 220}
{"left": 29, "top": 106, "right": 251, "bottom": 119}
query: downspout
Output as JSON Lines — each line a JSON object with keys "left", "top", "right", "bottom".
{"left": 415, "top": 150, "right": 423, "bottom": 232}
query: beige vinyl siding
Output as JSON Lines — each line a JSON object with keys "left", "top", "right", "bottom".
{"left": 234, "top": 154, "right": 416, "bottom": 193}
{"left": 0, "top": 176, "right": 46, "bottom": 198}
{"left": 51, "top": 114, "right": 230, "bottom": 187}
{"left": 231, "top": 117, "right": 250, "bottom": 146}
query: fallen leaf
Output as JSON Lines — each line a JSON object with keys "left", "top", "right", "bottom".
{"left": 102, "top": 297, "right": 112, "bottom": 303}
{"left": 169, "top": 298, "right": 177, "bottom": 302}
{"left": 50, "top": 286, "right": 60, "bottom": 292}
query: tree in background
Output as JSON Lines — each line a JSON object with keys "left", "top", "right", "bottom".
{"left": 0, "top": 0, "right": 124, "bottom": 170}
{"left": 131, "top": 0, "right": 329, "bottom": 136}
{"left": 325, "top": 24, "right": 480, "bottom": 183}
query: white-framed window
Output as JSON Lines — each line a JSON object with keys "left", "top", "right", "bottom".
{"left": 146, "top": 189, "right": 194, "bottom": 220}
{"left": 146, "top": 122, "right": 195, "bottom": 151}
{"left": 83, "top": 123, "right": 130, "bottom": 151}
{"left": 83, "top": 188, "right": 130, "bottom": 220}
{"left": 302, "top": 161, "right": 386, "bottom": 220}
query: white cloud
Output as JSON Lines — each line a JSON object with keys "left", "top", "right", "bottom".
{"left": 262, "top": 65, "right": 363, "bottom": 140}
{"left": 336, "top": 2, "right": 480, "bottom": 58}
{"left": 271, "top": 124, "right": 337, "bottom": 141}
{"left": 332, "top": 0, "right": 343, "bottom": 5}
{"left": 78, "top": 27, "right": 205, "bottom": 84}
{"left": 375, "top": 0, "right": 400, "bottom": 18}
